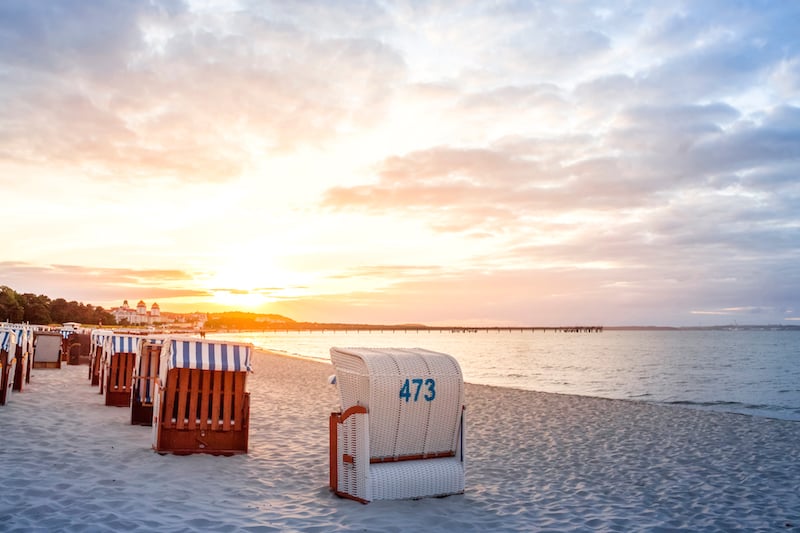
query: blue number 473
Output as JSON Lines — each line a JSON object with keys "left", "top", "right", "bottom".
{"left": 399, "top": 378, "right": 436, "bottom": 402}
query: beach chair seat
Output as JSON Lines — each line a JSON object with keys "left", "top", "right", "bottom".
{"left": 32, "top": 331, "right": 62, "bottom": 369}
{"left": 130, "top": 340, "right": 164, "bottom": 426}
{"left": 104, "top": 335, "right": 142, "bottom": 407}
{"left": 152, "top": 338, "right": 252, "bottom": 455}
{"left": 329, "top": 347, "right": 465, "bottom": 503}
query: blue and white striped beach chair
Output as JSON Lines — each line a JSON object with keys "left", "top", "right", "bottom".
{"left": 98, "top": 334, "right": 142, "bottom": 406}
{"left": 152, "top": 337, "right": 253, "bottom": 455}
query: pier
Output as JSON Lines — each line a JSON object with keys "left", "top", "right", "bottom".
{"left": 266, "top": 325, "right": 604, "bottom": 334}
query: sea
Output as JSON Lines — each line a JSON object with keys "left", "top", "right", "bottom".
{"left": 209, "top": 328, "right": 800, "bottom": 422}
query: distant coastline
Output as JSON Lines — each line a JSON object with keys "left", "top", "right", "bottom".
{"left": 201, "top": 322, "right": 800, "bottom": 333}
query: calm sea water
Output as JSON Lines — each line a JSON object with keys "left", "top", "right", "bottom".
{"left": 210, "top": 329, "right": 800, "bottom": 421}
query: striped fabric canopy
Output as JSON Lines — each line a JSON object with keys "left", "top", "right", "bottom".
{"left": 1, "top": 330, "right": 17, "bottom": 352}
{"left": 2, "top": 324, "right": 34, "bottom": 353}
{"left": 112, "top": 335, "right": 142, "bottom": 354}
{"left": 9, "top": 328, "right": 24, "bottom": 346}
{"left": 165, "top": 339, "right": 252, "bottom": 372}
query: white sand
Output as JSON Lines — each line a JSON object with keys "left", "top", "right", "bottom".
{"left": 2, "top": 350, "right": 799, "bottom": 532}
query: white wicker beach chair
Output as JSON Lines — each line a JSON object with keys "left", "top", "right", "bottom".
{"left": 329, "top": 347, "right": 465, "bottom": 503}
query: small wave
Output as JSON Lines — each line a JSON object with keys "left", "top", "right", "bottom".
{"left": 657, "top": 399, "right": 800, "bottom": 421}
{"left": 665, "top": 400, "right": 743, "bottom": 407}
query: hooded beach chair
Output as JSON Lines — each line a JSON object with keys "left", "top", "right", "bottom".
{"left": 11, "top": 326, "right": 33, "bottom": 392}
{"left": 152, "top": 337, "right": 252, "bottom": 455}
{"left": 329, "top": 347, "right": 465, "bottom": 503}
{"left": 32, "top": 331, "right": 62, "bottom": 369}
{"left": 88, "top": 330, "right": 112, "bottom": 385}
{"left": 0, "top": 329, "right": 18, "bottom": 406}
{"left": 23, "top": 326, "right": 35, "bottom": 385}
{"left": 103, "top": 334, "right": 142, "bottom": 407}
{"left": 130, "top": 338, "right": 165, "bottom": 425}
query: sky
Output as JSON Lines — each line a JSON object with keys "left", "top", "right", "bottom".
{"left": 1, "top": 0, "right": 799, "bottom": 327}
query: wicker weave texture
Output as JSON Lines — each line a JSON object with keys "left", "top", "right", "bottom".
{"left": 369, "top": 457, "right": 465, "bottom": 501}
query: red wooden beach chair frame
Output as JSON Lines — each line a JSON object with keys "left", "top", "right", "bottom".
{"left": 154, "top": 367, "right": 250, "bottom": 455}
{"left": 89, "top": 344, "right": 103, "bottom": 385}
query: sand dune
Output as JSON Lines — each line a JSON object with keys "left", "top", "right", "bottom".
{"left": 1, "top": 350, "right": 798, "bottom": 531}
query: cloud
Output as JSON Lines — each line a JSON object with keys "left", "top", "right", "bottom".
{"left": 322, "top": 102, "right": 799, "bottom": 228}
{"left": 2, "top": 1, "right": 799, "bottom": 326}
{"left": 0, "top": 261, "right": 206, "bottom": 306}
{"left": 0, "top": 1, "right": 406, "bottom": 184}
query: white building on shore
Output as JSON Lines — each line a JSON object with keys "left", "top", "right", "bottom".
{"left": 111, "top": 300, "right": 161, "bottom": 325}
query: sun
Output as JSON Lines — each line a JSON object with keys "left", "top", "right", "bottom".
{"left": 210, "top": 289, "right": 270, "bottom": 310}
{"left": 203, "top": 253, "right": 300, "bottom": 310}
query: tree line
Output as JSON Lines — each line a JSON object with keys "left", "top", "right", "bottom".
{"left": 0, "top": 285, "right": 116, "bottom": 326}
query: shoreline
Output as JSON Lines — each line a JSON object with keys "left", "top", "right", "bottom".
{"left": 210, "top": 329, "right": 800, "bottom": 424}
{"left": 1, "top": 349, "right": 798, "bottom": 531}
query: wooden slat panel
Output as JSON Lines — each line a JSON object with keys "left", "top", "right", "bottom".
{"left": 211, "top": 370, "right": 222, "bottom": 431}
{"left": 187, "top": 369, "right": 200, "bottom": 430}
{"left": 109, "top": 355, "right": 119, "bottom": 390}
{"left": 233, "top": 373, "right": 245, "bottom": 431}
{"left": 163, "top": 369, "right": 178, "bottom": 428}
{"left": 199, "top": 369, "right": 211, "bottom": 428}
{"left": 222, "top": 372, "right": 233, "bottom": 431}
{"left": 122, "top": 353, "right": 135, "bottom": 391}
{"left": 176, "top": 368, "right": 190, "bottom": 429}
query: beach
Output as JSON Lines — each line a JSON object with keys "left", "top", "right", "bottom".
{"left": 2, "top": 350, "right": 799, "bottom": 532}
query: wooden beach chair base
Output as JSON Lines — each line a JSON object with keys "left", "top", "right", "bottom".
{"left": 131, "top": 401, "right": 154, "bottom": 426}
{"left": 154, "top": 368, "right": 250, "bottom": 455}
{"left": 33, "top": 361, "right": 61, "bottom": 369}
{"left": 105, "top": 352, "right": 136, "bottom": 407}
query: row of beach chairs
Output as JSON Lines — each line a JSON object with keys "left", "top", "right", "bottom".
{"left": 87, "top": 331, "right": 253, "bottom": 456}
{"left": 2, "top": 323, "right": 103, "bottom": 406}
{"left": 1, "top": 323, "right": 58, "bottom": 406}
{"left": 11, "top": 325, "right": 467, "bottom": 503}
